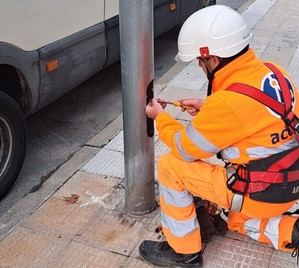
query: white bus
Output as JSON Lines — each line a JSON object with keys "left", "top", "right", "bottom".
{"left": 0, "top": 0, "right": 215, "bottom": 199}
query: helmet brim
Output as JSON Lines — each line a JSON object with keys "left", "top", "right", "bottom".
{"left": 175, "top": 53, "right": 196, "bottom": 63}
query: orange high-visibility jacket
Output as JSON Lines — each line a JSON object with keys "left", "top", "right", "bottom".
{"left": 156, "top": 49, "right": 299, "bottom": 164}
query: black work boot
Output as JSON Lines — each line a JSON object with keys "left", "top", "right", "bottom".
{"left": 194, "top": 197, "right": 228, "bottom": 242}
{"left": 286, "top": 219, "right": 299, "bottom": 265}
{"left": 194, "top": 201, "right": 216, "bottom": 242}
{"left": 139, "top": 240, "right": 203, "bottom": 267}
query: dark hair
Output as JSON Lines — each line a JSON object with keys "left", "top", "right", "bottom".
{"left": 220, "top": 45, "right": 250, "bottom": 65}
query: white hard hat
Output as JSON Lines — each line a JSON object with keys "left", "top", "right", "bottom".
{"left": 176, "top": 5, "right": 252, "bottom": 62}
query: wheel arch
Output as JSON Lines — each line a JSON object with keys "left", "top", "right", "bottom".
{"left": 0, "top": 42, "right": 40, "bottom": 115}
{"left": 0, "top": 65, "right": 28, "bottom": 112}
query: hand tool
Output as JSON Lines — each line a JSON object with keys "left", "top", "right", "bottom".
{"left": 157, "top": 99, "right": 194, "bottom": 110}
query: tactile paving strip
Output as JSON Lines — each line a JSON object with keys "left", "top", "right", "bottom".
{"left": 224, "top": 231, "right": 272, "bottom": 248}
{"left": 82, "top": 149, "right": 124, "bottom": 179}
{"left": 104, "top": 130, "right": 159, "bottom": 153}
{"left": 159, "top": 84, "right": 204, "bottom": 102}
{"left": 203, "top": 235, "right": 273, "bottom": 268}
{"left": 269, "top": 249, "right": 297, "bottom": 268}
{"left": 168, "top": 61, "right": 208, "bottom": 94}
{"left": 251, "top": 37, "right": 269, "bottom": 57}
{"left": 121, "top": 257, "right": 153, "bottom": 268}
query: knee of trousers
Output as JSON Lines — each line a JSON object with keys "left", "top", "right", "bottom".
{"left": 157, "top": 153, "right": 173, "bottom": 184}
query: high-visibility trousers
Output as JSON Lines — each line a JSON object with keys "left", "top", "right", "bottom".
{"left": 158, "top": 153, "right": 298, "bottom": 254}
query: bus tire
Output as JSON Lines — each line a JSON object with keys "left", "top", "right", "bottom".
{"left": 0, "top": 91, "right": 26, "bottom": 199}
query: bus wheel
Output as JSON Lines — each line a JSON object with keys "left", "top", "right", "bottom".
{"left": 0, "top": 91, "right": 26, "bottom": 199}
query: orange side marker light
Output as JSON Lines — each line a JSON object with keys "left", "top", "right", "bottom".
{"left": 45, "top": 59, "right": 59, "bottom": 73}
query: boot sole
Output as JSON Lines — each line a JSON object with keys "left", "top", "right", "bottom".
{"left": 139, "top": 247, "right": 203, "bottom": 267}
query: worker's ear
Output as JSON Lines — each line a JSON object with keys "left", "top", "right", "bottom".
{"left": 208, "top": 56, "right": 221, "bottom": 71}
{"left": 211, "top": 56, "right": 221, "bottom": 66}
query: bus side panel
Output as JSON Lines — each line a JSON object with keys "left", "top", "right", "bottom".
{"left": 153, "top": 0, "right": 180, "bottom": 38}
{"left": 179, "top": 0, "right": 202, "bottom": 22}
{"left": 179, "top": 0, "right": 216, "bottom": 21}
{"left": 0, "top": 0, "right": 105, "bottom": 52}
{"left": 37, "top": 23, "right": 106, "bottom": 110}
{"left": 104, "top": 16, "right": 120, "bottom": 67}
{"left": 105, "top": 0, "right": 182, "bottom": 67}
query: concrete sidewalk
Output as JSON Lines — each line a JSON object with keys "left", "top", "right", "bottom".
{"left": 1, "top": 0, "right": 299, "bottom": 267}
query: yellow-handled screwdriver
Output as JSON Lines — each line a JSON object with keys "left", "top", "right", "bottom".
{"left": 157, "top": 99, "right": 194, "bottom": 110}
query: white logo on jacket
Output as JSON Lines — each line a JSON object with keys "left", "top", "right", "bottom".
{"left": 261, "top": 72, "right": 295, "bottom": 118}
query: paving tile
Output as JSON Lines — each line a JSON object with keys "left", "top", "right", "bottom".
{"left": 203, "top": 235, "right": 273, "bottom": 268}
{"left": 55, "top": 171, "right": 123, "bottom": 211}
{"left": 0, "top": 226, "right": 70, "bottom": 268}
{"left": 242, "top": 0, "right": 277, "bottom": 30}
{"left": 103, "top": 130, "right": 124, "bottom": 152}
{"left": 0, "top": 146, "right": 98, "bottom": 241}
{"left": 53, "top": 240, "right": 127, "bottom": 268}
{"left": 261, "top": 37, "right": 297, "bottom": 69}
{"left": 287, "top": 47, "right": 299, "bottom": 87}
{"left": 121, "top": 257, "right": 153, "bottom": 268}
{"left": 22, "top": 196, "right": 96, "bottom": 238}
{"left": 22, "top": 172, "right": 123, "bottom": 238}
{"left": 74, "top": 210, "right": 157, "bottom": 257}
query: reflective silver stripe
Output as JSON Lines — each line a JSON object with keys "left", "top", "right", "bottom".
{"left": 221, "top": 146, "right": 240, "bottom": 160}
{"left": 264, "top": 216, "right": 282, "bottom": 249}
{"left": 246, "top": 138, "right": 298, "bottom": 158}
{"left": 185, "top": 123, "right": 219, "bottom": 153}
{"left": 285, "top": 201, "right": 299, "bottom": 214}
{"left": 159, "top": 183, "right": 193, "bottom": 208}
{"left": 230, "top": 193, "right": 244, "bottom": 212}
{"left": 175, "top": 132, "right": 197, "bottom": 161}
{"left": 219, "top": 209, "right": 229, "bottom": 223}
{"left": 161, "top": 211, "right": 199, "bottom": 237}
{"left": 244, "top": 219, "right": 261, "bottom": 241}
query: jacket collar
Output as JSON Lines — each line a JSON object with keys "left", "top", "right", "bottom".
{"left": 212, "top": 49, "right": 263, "bottom": 93}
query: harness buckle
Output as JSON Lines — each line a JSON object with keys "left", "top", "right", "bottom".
{"left": 226, "top": 164, "right": 250, "bottom": 195}
{"left": 226, "top": 166, "right": 238, "bottom": 186}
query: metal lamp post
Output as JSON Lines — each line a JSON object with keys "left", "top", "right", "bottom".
{"left": 119, "top": 0, "right": 156, "bottom": 215}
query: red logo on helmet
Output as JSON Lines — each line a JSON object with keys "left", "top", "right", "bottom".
{"left": 200, "top": 47, "right": 210, "bottom": 58}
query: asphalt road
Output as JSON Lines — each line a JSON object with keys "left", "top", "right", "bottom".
{"left": 0, "top": 0, "right": 249, "bottom": 215}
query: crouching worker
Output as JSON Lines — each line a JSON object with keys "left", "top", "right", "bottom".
{"left": 139, "top": 5, "right": 299, "bottom": 267}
